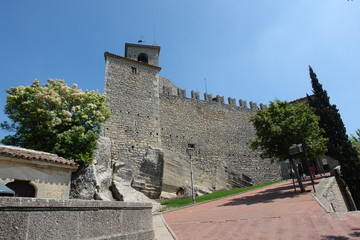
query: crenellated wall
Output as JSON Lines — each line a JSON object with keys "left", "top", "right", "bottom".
{"left": 162, "top": 85, "right": 268, "bottom": 110}
{"left": 159, "top": 84, "right": 279, "bottom": 193}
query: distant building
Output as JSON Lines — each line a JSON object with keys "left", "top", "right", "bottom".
{"left": 0, "top": 145, "right": 78, "bottom": 199}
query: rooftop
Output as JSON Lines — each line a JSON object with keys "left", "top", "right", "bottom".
{"left": 104, "top": 52, "right": 162, "bottom": 71}
{"left": 0, "top": 145, "right": 78, "bottom": 167}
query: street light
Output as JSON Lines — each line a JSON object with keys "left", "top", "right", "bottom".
{"left": 186, "top": 144, "right": 196, "bottom": 203}
{"left": 289, "top": 144, "right": 305, "bottom": 193}
{"left": 289, "top": 143, "right": 316, "bottom": 193}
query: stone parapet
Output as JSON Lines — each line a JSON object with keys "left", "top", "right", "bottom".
{"left": 160, "top": 85, "right": 266, "bottom": 110}
{"left": 0, "top": 197, "right": 154, "bottom": 240}
{"left": 312, "top": 176, "right": 348, "bottom": 213}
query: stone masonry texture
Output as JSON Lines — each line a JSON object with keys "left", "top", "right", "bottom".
{"left": 103, "top": 43, "right": 281, "bottom": 199}
{"left": 0, "top": 197, "right": 154, "bottom": 240}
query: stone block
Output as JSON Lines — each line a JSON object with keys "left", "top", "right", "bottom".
{"left": 177, "top": 88, "right": 186, "bottom": 98}
{"left": 259, "top": 103, "right": 267, "bottom": 110}
{"left": 215, "top": 95, "right": 224, "bottom": 104}
{"left": 191, "top": 90, "right": 200, "bottom": 100}
{"left": 239, "top": 99, "right": 247, "bottom": 108}
{"left": 204, "top": 93, "right": 212, "bottom": 102}
{"left": 0, "top": 197, "right": 154, "bottom": 240}
{"left": 27, "top": 211, "right": 79, "bottom": 240}
{"left": 228, "top": 97, "right": 236, "bottom": 106}
{"left": 249, "top": 101, "right": 258, "bottom": 110}
{"left": 0, "top": 212, "right": 29, "bottom": 239}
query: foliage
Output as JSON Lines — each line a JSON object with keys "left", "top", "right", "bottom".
{"left": 307, "top": 67, "right": 353, "bottom": 160}
{"left": 249, "top": 99, "right": 327, "bottom": 162}
{"left": 1, "top": 79, "right": 110, "bottom": 164}
{"left": 350, "top": 129, "right": 360, "bottom": 156}
{"left": 160, "top": 180, "right": 283, "bottom": 211}
{"left": 307, "top": 66, "right": 360, "bottom": 208}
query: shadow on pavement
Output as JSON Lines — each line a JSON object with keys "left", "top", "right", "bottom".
{"left": 218, "top": 182, "right": 300, "bottom": 206}
{"left": 350, "top": 228, "right": 360, "bottom": 237}
{"left": 318, "top": 227, "right": 360, "bottom": 240}
{"left": 218, "top": 176, "right": 327, "bottom": 207}
{"left": 321, "top": 236, "right": 350, "bottom": 240}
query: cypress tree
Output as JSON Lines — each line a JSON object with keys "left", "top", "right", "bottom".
{"left": 307, "top": 66, "right": 360, "bottom": 209}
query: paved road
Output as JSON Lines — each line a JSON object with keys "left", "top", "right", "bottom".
{"left": 162, "top": 178, "right": 360, "bottom": 240}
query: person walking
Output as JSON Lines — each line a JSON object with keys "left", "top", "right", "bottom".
{"left": 309, "top": 164, "right": 316, "bottom": 179}
{"left": 297, "top": 164, "right": 305, "bottom": 180}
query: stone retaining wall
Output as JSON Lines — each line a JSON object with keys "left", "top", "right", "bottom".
{"left": 0, "top": 197, "right": 154, "bottom": 240}
{"left": 313, "top": 176, "right": 348, "bottom": 213}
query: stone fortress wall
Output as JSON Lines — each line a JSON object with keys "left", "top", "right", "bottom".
{"left": 159, "top": 82, "right": 279, "bottom": 194}
{"left": 103, "top": 43, "right": 281, "bottom": 199}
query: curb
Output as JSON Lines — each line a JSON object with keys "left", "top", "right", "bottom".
{"left": 159, "top": 214, "right": 179, "bottom": 240}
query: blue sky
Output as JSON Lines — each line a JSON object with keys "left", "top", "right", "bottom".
{"left": 1, "top": 1, "right": 359, "bottom": 141}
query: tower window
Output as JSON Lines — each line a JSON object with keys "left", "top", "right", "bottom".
{"left": 131, "top": 67, "right": 137, "bottom": 74}
{"left": 137, "top": 53, "right": 148, "bottom": 64}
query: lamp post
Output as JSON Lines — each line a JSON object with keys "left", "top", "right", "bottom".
{"left": 301, "top": 143, "right": 316, "bottom": 192}
{"left": 289, "top": 144, "right": 305, "bottom": 193}
{"left": 288, "top": 143, "right": 316, "bottom": 193}
{"left": 186, "top": 144, "right": 196, "bottom": 203}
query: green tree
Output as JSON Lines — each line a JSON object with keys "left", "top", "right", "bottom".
{"left": 1, "top": 79, "right": 110, "bottom": 164}
{"left": 350, "top": 129, "right": 360, "bottom": 156}
{"left": 249, "top": 100, "right": 327, "bottom": 162}
{"left": 307, "top": 66, "right": 360, "bottom": 208}
{"left": 249, "top": 100, "right": 327, "bottom": 192}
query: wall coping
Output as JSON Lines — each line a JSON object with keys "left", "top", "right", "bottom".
{"left": 0, "top": 197, "right": 153, "bottom": 209}
{"left": 0, "top": 197, "right": 155, "bottom": 240}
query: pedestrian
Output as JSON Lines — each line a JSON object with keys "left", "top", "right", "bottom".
{"left": 289, "top": 168, "right": 295, "bottom": 179}
{"left": 297, "top": 164, "right": 305, "bottom": 180}
{"left": 310, "top": 164, "right": 316, "bottom": 179}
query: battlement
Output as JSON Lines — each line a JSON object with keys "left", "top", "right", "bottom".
{"left": 162, "top": 86, "right": 267, "bottom": 110}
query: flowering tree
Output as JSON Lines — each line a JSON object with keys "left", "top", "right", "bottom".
{"left": 1, "top": 79, "right": 110, "bottom": 164}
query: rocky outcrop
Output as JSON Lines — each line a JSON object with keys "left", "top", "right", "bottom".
{"left": 112, "top": 176, "right": 161, "bottom": 211}
{"left": 92, "top": 136, "right": 114, "bottom": 201}
{"left": 131, "top": 148, "right": 164, "bottom": 199}
{"left": 70, "top": 164, "right": 97, "bottom": 200}
{"left": 70, "top": 137, "right": 161, "bottom": 211}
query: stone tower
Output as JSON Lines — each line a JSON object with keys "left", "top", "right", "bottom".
{"left": 103, "top": 43, "right": 164, "bottom": 199}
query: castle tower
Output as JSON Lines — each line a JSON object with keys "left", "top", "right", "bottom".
{"left": 103, "top": 43, "right": 163, "bottom": 199}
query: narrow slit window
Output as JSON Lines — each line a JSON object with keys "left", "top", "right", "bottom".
{"left": 131, "top": 67, "right": 137, "bottom": 74}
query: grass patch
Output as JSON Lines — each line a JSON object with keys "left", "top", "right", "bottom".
{"left": 159, "top": 180, "right": 283, "bottom": 211}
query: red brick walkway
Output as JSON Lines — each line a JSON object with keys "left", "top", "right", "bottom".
{"left": 163, "top": 178, "right": 360, "bottom": 240}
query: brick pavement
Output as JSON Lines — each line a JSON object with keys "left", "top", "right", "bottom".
{"left": 162, "top": 177, "right": 360, "bottom": 240}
